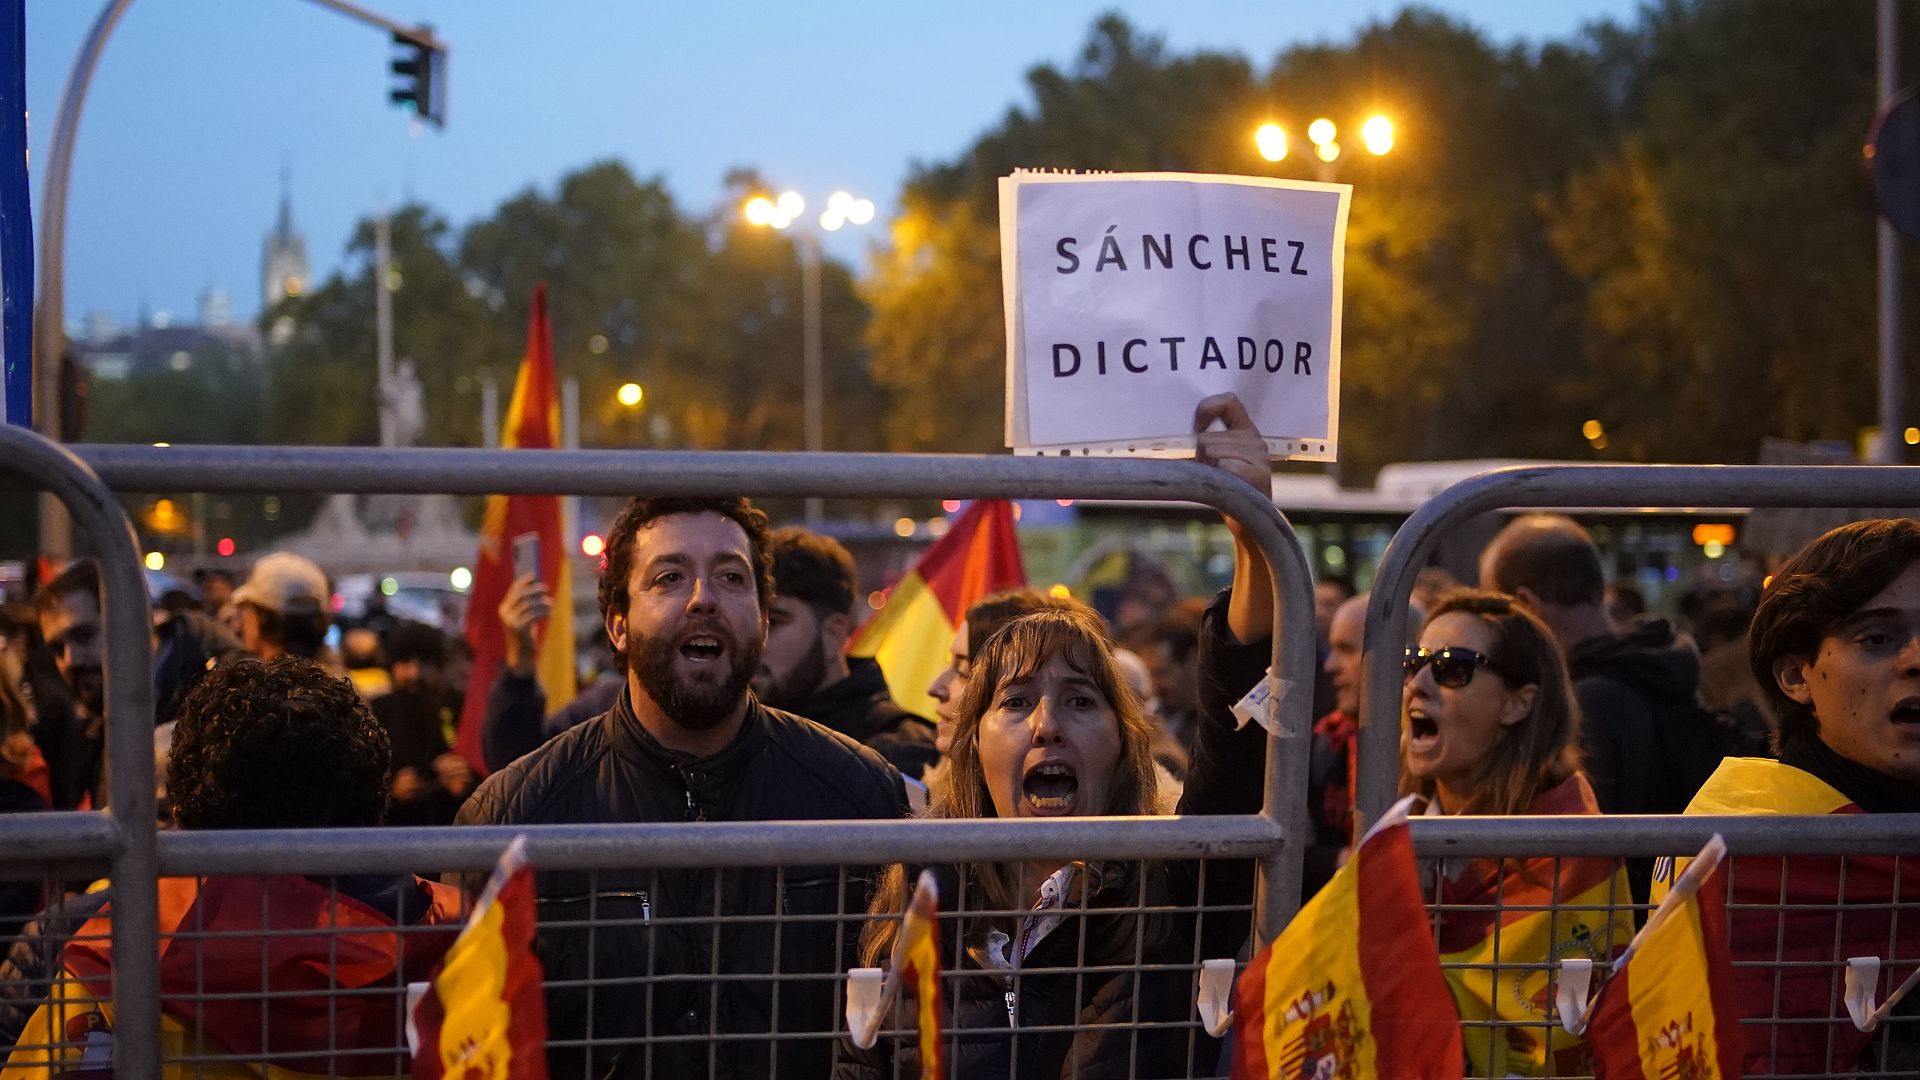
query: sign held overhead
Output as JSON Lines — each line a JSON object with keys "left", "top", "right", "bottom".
{"left": 1001, "top": 170, "right": 1350, "bottom": 460}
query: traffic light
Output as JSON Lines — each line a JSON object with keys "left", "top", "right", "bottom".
{"left": 389, "top": 29, "right": 446, "bottom": 128}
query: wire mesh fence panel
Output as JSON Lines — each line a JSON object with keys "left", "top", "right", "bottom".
{"left": 0, "top": 859, "right": 1252, "bottom": 1079}
{"left": 1415, "top": 844, "right": 1920, "bottom": 1080}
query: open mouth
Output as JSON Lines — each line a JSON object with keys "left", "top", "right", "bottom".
{"left": 1892, "top": 698, "right": 1920, "bottom": 726}
{"left": 680, "top": 634, "right": 724, "bottom": 662}
{"left": 1022, "top": 761, "right": 1079, "bottom": 815}
{"left": 1407, "top": 710, "right": 1440, "bottom": 752}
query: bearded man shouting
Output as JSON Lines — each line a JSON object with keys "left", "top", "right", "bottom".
{"left": 457, "top": 496, "right": 908, "bottom": 1080}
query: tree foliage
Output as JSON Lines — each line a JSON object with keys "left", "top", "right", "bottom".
{"left": 865, "top": 2, "right": 1909, "bottom": 471}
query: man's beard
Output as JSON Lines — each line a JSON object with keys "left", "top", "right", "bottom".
{"left": 754, "top": 633, "right": 829, "bottom": 712}
{"left": 627, "top": 623, "right": 761, "bottom": 732}
{"left": 67, "top": 666, "right": 104, "bottom": 717}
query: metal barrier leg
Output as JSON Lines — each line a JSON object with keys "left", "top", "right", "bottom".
{"left": 0, "top": 425, "right": 155, "bottom": 1078}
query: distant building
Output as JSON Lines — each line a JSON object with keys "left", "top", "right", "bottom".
{"left": 260, "top": 166, "right": 309, "bottom": 315}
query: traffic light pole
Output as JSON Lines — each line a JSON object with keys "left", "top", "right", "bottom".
{"left": 32, "top": 0, "right": 133, "bottom": 560}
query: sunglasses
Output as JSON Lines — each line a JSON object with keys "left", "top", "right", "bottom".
{"left": 1403, "top": 646, "right": 1497, "bottom": 689}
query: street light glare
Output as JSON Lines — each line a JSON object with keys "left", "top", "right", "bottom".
{"left": 1315, "top": 141, "right": 1340, "bottom": 163}
{"left": 1254, "top": 123, "right": 1287, "bottom": 162}
{"left": 1362, "top": 114, "right": 1395, "bottom": 156}
{"left": 744, "top": 196, "right": 774, "bottom": 226}
{"left": 820, "top": 211, "right": 846, "bottom": 232}
{"left": 828, "top": 191, "right": 854, "bottom": 213}
{"left": 848, "top": 198, "right": 876, "bottom": 225}
{"left": 776, "top": 191, "right": 805, "bottom": 218}
{"left": 617, "top": 382, "right": 644, "bottom": 408}
{"left": 1307, "top": 118, "right": 1336, "bottom": 146}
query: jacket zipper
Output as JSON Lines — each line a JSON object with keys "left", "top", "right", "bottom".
{"left": 679, "top": 767, "right": 704, "bottom": 821}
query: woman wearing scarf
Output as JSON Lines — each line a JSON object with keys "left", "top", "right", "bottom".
{"left": 1402, "top": 591, "right": 1634, "bottom": 1076}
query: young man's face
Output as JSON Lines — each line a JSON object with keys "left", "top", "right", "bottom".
{"left": 754, "top": 596, "right": 835, "bottom": 711}
{"left": 606, "top": 512, "right": 766, "bottom": 730}
{"left": 1778, "top": 560, "right": 1920, "bottom": 785}
{"left": 38, "top": 590, "right": 104, "bottom": 715}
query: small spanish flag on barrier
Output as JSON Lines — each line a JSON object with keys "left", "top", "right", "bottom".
{"left": 1231, "top": 796, "right": 1463, "bottom": 1080}
{"left": 847, "top": 869, "right": 944, "bottom": 1079}
{"left": 459, "top": 283, "right": 576, "bottom": 775}
{"left": 410, "top": 836, "right": 549, "bottom": 1080}
{"left": 1584, "top": 835, "right": 1744, "bottom": 1080}
{"left": 849, "top": 500, "right": 1025, "bottom": 719}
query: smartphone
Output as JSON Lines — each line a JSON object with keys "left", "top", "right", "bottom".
{"left": 512, "top": 533, "right": 542, "bottom": 584}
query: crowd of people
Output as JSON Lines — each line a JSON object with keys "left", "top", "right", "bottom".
{"left": 0, "top": 393, "right": 1915, "bottom": 1076}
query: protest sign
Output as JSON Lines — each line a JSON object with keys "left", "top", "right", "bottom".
{"left": 1000, "top": 170, "right": 1349, "bottom": 460}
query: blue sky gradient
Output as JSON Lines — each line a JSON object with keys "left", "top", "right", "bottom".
{"left": 26, "top": 0, "right": 1641, "bottom": 326}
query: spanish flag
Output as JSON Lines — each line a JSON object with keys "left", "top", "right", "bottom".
{"left": 459, "top": 283, "right": 576, "bottom": 774}
{"left": 410, "top": 837, "right": 549, "bottom": 1079}
{"left": 1585, "top": 835, "right": 1744, "bottom": 1080}
{"left": 1434, "top": 773, "right": 1635, "bottom": 1077}
{"left": 849, "top": 500, "right": 1024, "bottom": 718}
{"left": 897, "top": 870, "right": 943, "bottom": 1080}
{"left": 1656, "top": 756, "right": 1920, "bottom": 1074}
{"left": 4, "top": 873, "right": 463, "bottom": 1078}
{"left": 1231, "top": 796, "right": 1462, "bottom": 1080}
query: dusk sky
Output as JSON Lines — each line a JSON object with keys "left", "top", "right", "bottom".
{"left": 26, "top": 0, "right": 1642, "bottom": 328}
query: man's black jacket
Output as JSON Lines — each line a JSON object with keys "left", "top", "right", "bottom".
{"left": 454, "top": 689, "right": 909, "bottom": 1080}
{"left": 800, "top": 657, "right": 938, "bottom": 778}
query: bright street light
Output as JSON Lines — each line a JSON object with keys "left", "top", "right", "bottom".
{"left": 1362, "top": 114, "right": 1395, "bottom": 156}
{"left": 1254, "top": 122, "right": 1288, "bottom": 162}
{"left": 744, "top": 196, "right": 774, "bottom": 226}
{"left": 1307, "top": 118, "right": 1337, "bottom": 147}
{"left": 1315, "top": 141, "right": 1340, "bottom": 163}
{"left": 617, "top": 382, "right": 644, "bottom": 408}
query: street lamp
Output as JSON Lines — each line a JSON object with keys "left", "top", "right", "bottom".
{"left": 1253, "top": 113, "right": 1396, "bottom": 181}
{"left": 742, "top": 188, "right": 877, "bottom": 526}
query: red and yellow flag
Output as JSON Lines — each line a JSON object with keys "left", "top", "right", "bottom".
{"left": 4, "top": 874, "right": 464, "bottom": 1078}
{"left": 460, "top": 283, "right": 576, "bottom": 773}
{"left": 897, "top": 870, "right": 943, "bottom": 1080}
{"left": 1587, "top": 836, "right": 1744, "bottom": 1079}
{"left": 1434, "top": 774, "right": 1635, "bottom": 1077}
{"left": 1231, "top": 797, "right": 1463, "bottom": 1080}
{"left": 1657, "top": 756, "right": 1920, "bottom": 1074}
{"left": 849, "top": 500, "right": 1025, "bottom": 718}
{"left": 411, "top": 837, "right": 549, "bottom": 1080}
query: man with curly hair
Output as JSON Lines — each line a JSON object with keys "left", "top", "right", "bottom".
{"left": 457, "top": 495, "right": 908, "bottom": 1079}
{"left": 0, "top": 658, "right": 464, "bottom": 1068}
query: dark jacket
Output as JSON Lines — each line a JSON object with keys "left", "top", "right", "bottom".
{"left": 373, "top": 685, "right": 466, "bottom": 825}
{"left": 800, "top": 658, "right": 938, "bottom": 779}
{"left": 480, "top": 669, "right": 622, "bottom": 772}
{"left": 152, "top": 610, "right": 244, "bottom": 729}
{"left": 455, "top": 690, "right": 909, "bottom": 1080}
{"left": 833, "top": 590, "right": 1270, "bottom": 1080}
{"left": 1565, "top": 619, "right": 1725, "bottom": 815}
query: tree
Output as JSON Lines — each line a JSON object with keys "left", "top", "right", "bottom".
{"left": 1544, "top": 0, "right": 1884, "bottom": 461}
{"left": 264, "top": 204, "right": 494, "bottom": 447}
{"left": 866, "top": 17, "right": 1263, "bottom": 453}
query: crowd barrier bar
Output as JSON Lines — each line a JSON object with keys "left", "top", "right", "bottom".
{"left": 1356, "top": 463, "right": 1920, "bottom": 827}
{"left": 0, "top": 425, "right": 160, "bottom": 1074}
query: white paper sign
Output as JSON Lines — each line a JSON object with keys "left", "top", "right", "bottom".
{"left": 1000, "top": 170, "right": 1349, "bottom": 460}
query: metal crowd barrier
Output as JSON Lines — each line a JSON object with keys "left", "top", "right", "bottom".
{"left": 1358, "top": 463, "right": 1920, "bottom": 825}
{"left": 0, "top": 426, "right": 159, "bottom": 1072}
{"left": 20, "top": 437, "right": 1315, "bottom": 1078}
{"left": 1357, "top": 463, "right": 1920, "bottom": 1079}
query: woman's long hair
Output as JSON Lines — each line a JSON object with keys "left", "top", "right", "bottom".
{"left": 860, "top": 606, "right": 1162, "bottom": 968}
{"left": 1399, "top": 591, "right": 1581, "bottom": 817}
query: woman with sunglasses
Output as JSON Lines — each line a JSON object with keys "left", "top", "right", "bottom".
{"left": 1403, "top": 591, "right": 1634, "bottom": 1077}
